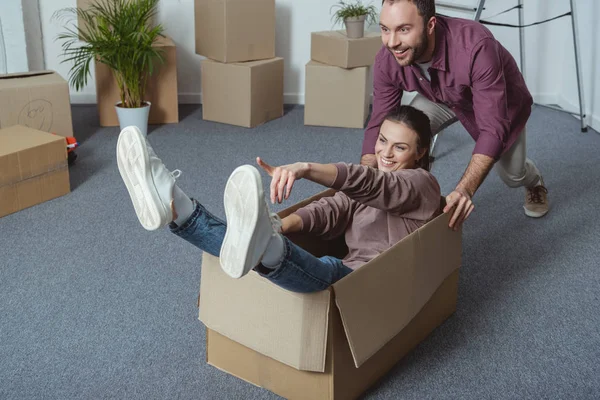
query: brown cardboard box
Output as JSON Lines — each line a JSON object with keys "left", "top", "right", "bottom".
{"left": 0, "top": 71, "right": 74, "bottom": 137}
{"left": 304, "top": 61, "right": 371, "bottom": 129}
{"left": 201, "top": 58, "right": 284, "bottom": 128}
{"left": 194, "top": 0, "right": 275, "bottom": 63}
{"left": 0, "top": 125, "right": 70, "bottom": 218}
{"left": 199, "top": 190, "right": 462, "bottom": 399}
{"left": 311, "top": 30, "right": 382, "bottom": 69}
{"left": 94, "top": 36, "right": 179, "bottom": 127}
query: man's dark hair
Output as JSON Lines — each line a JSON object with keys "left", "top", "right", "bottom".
{"left": 383, "top": 105, "right": 432, "bottom": 171}
{"left": 381, "top": 0, "right": 436, "bottom": 25}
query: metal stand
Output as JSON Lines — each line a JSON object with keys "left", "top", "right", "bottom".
{"left": 431, "top": 0, "right": 588, "bottom": 162}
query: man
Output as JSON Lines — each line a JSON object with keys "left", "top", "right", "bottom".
{"left": 361, "top": 0, "right": 549, "bottom": 230}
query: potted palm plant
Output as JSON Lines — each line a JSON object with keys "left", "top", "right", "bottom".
{"left": 54, "top": 0, "right": 165, "bottom": 136}
{"left": 331, "top": 0, "right": 378, "bottom": 39}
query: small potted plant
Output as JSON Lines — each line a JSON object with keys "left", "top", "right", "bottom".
{"left": 54, "top": 0, "right": 165, "bottom": 136}
{"left": 330, "top": 0, "right": 378, "bottom": 39}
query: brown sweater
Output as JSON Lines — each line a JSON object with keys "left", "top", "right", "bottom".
{"left": 295, "top": 163, "right": 441, "bottom": 270}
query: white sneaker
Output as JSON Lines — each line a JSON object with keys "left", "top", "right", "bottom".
{"left": 116, "top": 126, "right": 180, "bottom": 231}
{"left": 220, "top": 165, "right": 281, "bottom": 279}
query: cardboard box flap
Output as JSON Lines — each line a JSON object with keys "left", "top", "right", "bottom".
{"left": 0, "top": 71, "right": 55, "bottom": 80}
{"left": 234, "top": 57, "right": 283, "bottom": 68}
{"left": 153, "top": 35, "right": 175, "bottom": 47}
{"left": 199, "top": 253, "right": 332, "bottom": 372}
{"left": 0, "top": 125, "right": 65, "bottom": 156}
{"left": 313, "top": 30, "right": 381, "bottom": 41}
{"left": 0, "top": 126, "right": 67, "bottom": 188}
{"left": 332, "top": 212, "right": 461, "bottom": 368}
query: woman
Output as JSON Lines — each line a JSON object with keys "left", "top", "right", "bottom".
{"left": 117, "top": 105, "right": 441, "bottom": 293}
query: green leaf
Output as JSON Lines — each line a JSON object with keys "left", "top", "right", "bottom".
{"left": 330, "top": 0, "right": 379, "bottom": 27}
{"left": 53, "top": 0, "right": 166, "bottom": 108}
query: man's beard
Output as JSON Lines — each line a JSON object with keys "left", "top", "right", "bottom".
{"left": 390, "top": 28, "right": 429, "bottom": 66}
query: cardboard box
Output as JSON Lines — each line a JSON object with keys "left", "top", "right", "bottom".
{"left": 199, "top": 190, "right": 462, "bottom": 399}
{"left": 311, "top": 30, "right": 382, "bottom": 69}
{"left": 201, "top": 58, "right": 283, "bottom": 128}
{"left": 0, "top": 125, "right": 70, "bottom": 218}
{"left": 304, "top": 61, "right": 371, "bottom": 129}
{"left": 94, "top": 36, "right": 179, "bottom": 127}
{"left": 0, "top": 71, "right": 74, "bottom": 137}
{"left": 194, "top": 0, "right": 275, "bottom": 63}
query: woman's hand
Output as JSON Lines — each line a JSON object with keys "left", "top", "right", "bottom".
{"left": 256, "top": 157, "right": 309, "bottom": 204}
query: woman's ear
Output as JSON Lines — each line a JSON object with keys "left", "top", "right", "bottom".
{"left": 416, "top": 147, "right": 428, "bottom": 161}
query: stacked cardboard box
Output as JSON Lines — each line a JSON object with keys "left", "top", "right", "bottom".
{"left": 75, "top": 0, "right": 179, "bottom": 127}
{"left": 304, "top": 31, "right": 382, "bottom": 129}
{"left": 194, "top": 0, "right": 283, "bottom": 128}
{"left": 0, "top": 71, "right": 74, "bottom": 137}
{"left": 199, "top": 189, "right": 462, "bottom": 399}
{"left": 0, "top": 125, "right": 70, "bottom": 218}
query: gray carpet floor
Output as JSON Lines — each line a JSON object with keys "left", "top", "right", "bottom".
{"left": 1, "top": 104, "right": 599, "bottom": 399}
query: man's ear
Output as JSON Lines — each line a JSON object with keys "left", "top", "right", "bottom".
{"left": 427, "top": 16, "right": 436, "bottom": 35}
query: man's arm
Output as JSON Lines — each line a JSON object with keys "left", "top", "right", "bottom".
{"left": 361, "top": 58, "right": 403, "bottom": 167}
{"left": 469, "top": 38, "right": 511, "bottom": 160}
{"left": 444, "top": 154, "right": 495, "bottom": 230}
{"left": 456, "top": 154, "right": 495, "bottom": 197}
{"left": 445, "top": 38, "right": 510, "bottom": 229}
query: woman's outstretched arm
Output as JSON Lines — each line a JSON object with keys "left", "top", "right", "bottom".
{"left": 257, "top": 157, "right": 339, "bottom": 204}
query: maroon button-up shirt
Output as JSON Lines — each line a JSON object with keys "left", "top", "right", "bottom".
{"left": 362, "top": 16, "right": 533, "bottom": 160}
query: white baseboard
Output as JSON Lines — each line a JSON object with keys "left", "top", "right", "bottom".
{"left": 71, "top": 92, "right": 97, "bottom": 104}
{"left": 70, "top": 91, "right": 598, "bottom": 132}
{"left": 556, "top": 94, "right": 598, "bottom": 133}
{"left": 179, "top": 93, "right": 307, "bottom": 105}
{"left": 67, "top": 91, "right": 566, "bottom": 106}
{"left": 532, "top": 93, "right": 559, "bottom": 106}
{"left": 71, "top": 92, "right": 307, "bottom": 105}
{"left": 529, "top": 92, "right": 598, "bottom": 133}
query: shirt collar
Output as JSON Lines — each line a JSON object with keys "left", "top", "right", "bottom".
{"left": 408, "top": 18, "right": 448, "bottom": 73}
{"left": 429, "top": 20, "right": 448, "bottom": 72}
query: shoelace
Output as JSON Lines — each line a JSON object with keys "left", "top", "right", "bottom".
{"left": 528, "top": 185, "right": 548, "bottom": 204}
{"left": 270, "top": 213, "right": 283, "bottom": 234}
{"left": 171, "top": 169, "right": 182, "bottom": 179}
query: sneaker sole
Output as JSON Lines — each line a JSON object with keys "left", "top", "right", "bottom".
{"left": 116, "top": 126, "right": 169, "bottom": 231}
{"left": 220, "top": 165, "right": 265, "bottom": 279}
{"left": 524, "top": 207, "right": 548, "bottom": 218}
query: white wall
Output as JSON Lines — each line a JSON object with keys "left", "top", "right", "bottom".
{"left": 1, "top": 0, "right": 29, "bottom": 73}
{"left": 1, "top": 0, "right": 45, "bottom": 73}
{"left": 39, "top": 0, "right": 359, "bottom": 105}
{"left": 556, "top": 0, "right": 599, "bottom": 130}
{"left": 36, "top": 0, "right": 600, "bottom": 131}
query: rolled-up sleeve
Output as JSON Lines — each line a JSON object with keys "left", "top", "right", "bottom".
{"left": 470, "top": 38, "right": 511, "bottom": 160}
{"left": 361, "top": 59, "right": 403, "bottom": 156}
{"left": 295, "top": 193, "right": 354, "bottom": 240}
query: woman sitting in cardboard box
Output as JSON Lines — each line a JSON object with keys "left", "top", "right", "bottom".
{"left": 116, "top": 105, "right": 441, "bottom": 293}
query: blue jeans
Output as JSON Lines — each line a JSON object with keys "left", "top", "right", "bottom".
{"left": 170, "top": 200, "right": 353, "bottom": 293}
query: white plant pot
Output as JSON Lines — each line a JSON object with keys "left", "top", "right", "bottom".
{"left": 115, "top": 101, "right": 151, "bottom": 136}
{"left": 344, "top": 15, "right": 366, "bottom": 39}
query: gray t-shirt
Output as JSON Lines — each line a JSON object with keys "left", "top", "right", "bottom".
{"left": 417, "top": 61, "right": 432, "bottom": 81}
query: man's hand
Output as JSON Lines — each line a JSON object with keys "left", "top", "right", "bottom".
{"left": 257, "top": 157, "right": 309, "bottom": 204}
{"left": 360, "top": 154, "right": 378, "bottom": 168}
{"left": 444, "top": 153, "right": 495, "bottom": 230}
{"left": 443, "top": 188, "right": 474, "bottom": 231}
